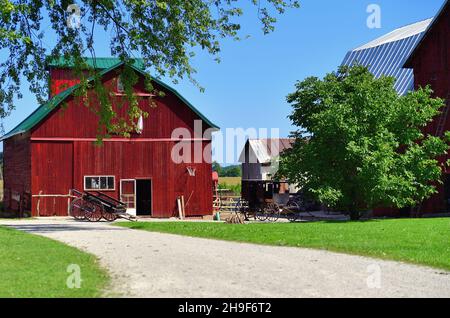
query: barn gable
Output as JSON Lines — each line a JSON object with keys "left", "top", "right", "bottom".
{"left": 341, "top": 19, "right": 432, "bottom": 95}
{"left": 2, "top": 59, "right": 218, "bottom": 141}
{"left": 403, "top": 0, "right": 450, "bottom": 69}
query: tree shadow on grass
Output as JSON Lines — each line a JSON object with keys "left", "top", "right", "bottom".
{"left": 287, "top": 215, "right": 389, "bottom": 224}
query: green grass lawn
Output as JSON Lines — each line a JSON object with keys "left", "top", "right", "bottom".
{"left": 0, "top": 226, "right": 108, "bottom": 298}
{"left": 117, "top": 218, "right": 450, "bottom": 271}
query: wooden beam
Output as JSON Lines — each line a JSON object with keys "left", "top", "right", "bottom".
{"left": 30, "top": 137, "right": 211, "bottom": 142}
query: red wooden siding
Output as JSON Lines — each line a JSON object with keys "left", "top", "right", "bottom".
{"left": 49, "top": 68, "right": 82, "bottom": 97}
{"left": 50, "top": 67, "right": 164, "bottom": 101}
{"left": 375, "top": 4, "right": 450, "bottom": 217}
{"left": 27, "top": 140, "right": 212, "bottom": 217}
{"left": 73, "top": 140, "right": 212, "bottom": 217}
{"left": 406, "top": 4, "right": 450, "bottom": 215}
{"left": 409, "top": 4, "right": 450, "bottom": 135}
{"left": 9, "top": 65, "right": 215, "bottom": 218}
{"left": 3, "top": 134, "right": 31, "bottom": 212}
{"left": 31, "top": 142, "right": 73, "bottom": 216}
{"left": 4, "top": 63, "right": 215, "bottom": 218}
{"left": 36, "top": 71, "right": 209, "bottom": 139}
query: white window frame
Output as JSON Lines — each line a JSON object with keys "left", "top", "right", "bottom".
{"left": 84, "top": 176, "right": 116, "bottom": 191}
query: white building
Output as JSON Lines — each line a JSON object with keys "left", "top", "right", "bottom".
{"left": 239, "top": 139, "right": 295, "bottom": 181}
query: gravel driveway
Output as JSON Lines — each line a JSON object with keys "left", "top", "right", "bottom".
{"left": 1, "top": 218, "right": 449, "bottom": 298}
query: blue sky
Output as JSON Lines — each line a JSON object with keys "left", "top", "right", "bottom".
{"left": 0, "top": 0, "right": 445, "bottom": 161}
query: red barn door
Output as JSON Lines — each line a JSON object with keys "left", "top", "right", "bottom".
{"left": 32, "top": 142, "right": 74, "bottom": 216}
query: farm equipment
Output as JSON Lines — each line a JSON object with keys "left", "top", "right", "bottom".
{"left": 234, "top": 181, "right": 316, "bottom": 223}
{"left": 70, "top": 189, "right": 136, "bottom": 222}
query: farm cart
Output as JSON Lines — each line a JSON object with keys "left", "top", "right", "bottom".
{"left": 235, "top": 180, "right": 303, "bottom": 222}
{"left": 70, "top": 189, "right": 136, "bottom": 222}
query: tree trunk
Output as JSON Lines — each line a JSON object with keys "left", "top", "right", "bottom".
{"left": 348, "top": 188, "right": 361, "bottom": 220}
{"left": 348, "top": 205, "right": 362, "bottom": 221}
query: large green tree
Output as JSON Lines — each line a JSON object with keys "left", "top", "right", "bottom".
{"left": 281, "top": 65, "right": 449, "bottom": 220}
{"left": 0, "top": 0, "right": 299, "bottom": 136}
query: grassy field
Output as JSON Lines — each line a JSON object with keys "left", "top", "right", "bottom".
{"left": 0, "top": 226, "right": 108, "bottom": 297}
{"left": 219, "top": 177, "right": 241, "bottom": 186}
{"left": 117, "top": 218, "right": 450, "bottom": 271}
{"left": 218, "top": 177, "right": 241, "bottom": 195}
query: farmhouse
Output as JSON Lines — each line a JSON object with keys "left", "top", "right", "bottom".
{"left": 1, "top": 58, "right": 217, "bottom": 218}
{"left": 342, "top": 0, "right": 450, "bottom": 216}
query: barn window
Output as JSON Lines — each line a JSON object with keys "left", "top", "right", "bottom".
{"left": 117, "top": 76, "right": 125, "bottom": 93}
{"left": 84, "top": 176, "right": 115, "bottom": 191}
{"left": 136, "top": 115, "right": 144, "bottom": 134}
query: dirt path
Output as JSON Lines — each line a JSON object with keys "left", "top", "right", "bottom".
{"left": 1, "top": 218, "right": 449, "bottom": 298}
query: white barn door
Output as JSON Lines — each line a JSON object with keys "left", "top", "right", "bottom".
{"left": 120, "top": 179, "right": 136, "bottom": 216}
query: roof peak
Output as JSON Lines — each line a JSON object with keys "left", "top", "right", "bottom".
{"left": 249, "top": 138, "right": 295, "bottom": 141}
{"left": 2, "top": 60, "right": 218, "bottom": 140}
{"left": 404, "top": 0, "right": 450, "bottom": 67}
{"left": 353, "top": 18, "right": 433, "bottom": 51}
{"left": 47, "top": 57, "right": 145, "bottom": 70}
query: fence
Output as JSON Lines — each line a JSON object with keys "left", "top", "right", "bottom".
{"left": 216, "top": 195, "right": 240, "bottom": 213}
{"left": 32, "top": 191, "right": 76, "bottom": 216}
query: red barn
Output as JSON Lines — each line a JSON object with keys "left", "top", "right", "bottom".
{"left": 1, "top": 58, "right": 217, "bottom": 218}
{"left": 404, "top": 0, "right": 450, "bottom": 215}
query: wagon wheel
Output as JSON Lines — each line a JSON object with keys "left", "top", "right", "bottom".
{"left": 234, "top": 198, "right": 242, "bottom": 214}
{"left": 235, "top": 199, "right": 250, "bottom": 220}
{"left": 285, "top": 201, "right": 300, "bottom": 222}
{"left": 85, "top": 202, "right": 104, "bottom": 222}
{"left": 255, "top": 208, "right": 268, "bottom": 222}
{"left": 103, "top": 210, "right": 118, "bottom": 222}
{"left": 213, "top": 197, "right": 221, "bottom": 212}
{"left": 70, "top": 198, "right": 87, "bottom": 221}
{"left": 266, "top": 203, "right": 281, "bottom": 223}
{"left": 243, "top": 208, "right": 252, "bottom": 221}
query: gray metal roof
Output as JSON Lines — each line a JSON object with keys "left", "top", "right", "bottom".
{"left": 239, "top": 139, "right": 295, "bottom": 164}
{"left": 341, "top": 19, "right": 432, "bottom": 95}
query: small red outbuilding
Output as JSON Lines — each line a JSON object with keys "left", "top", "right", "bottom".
{"left": 1, "top": 58, "right": 217, "bottom": 218}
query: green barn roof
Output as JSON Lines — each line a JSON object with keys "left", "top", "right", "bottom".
{"left": 2, "top": 59, "right": 218, "bottom": 140}
{"left": 47, "top": 57, "right": 145, "bottom": 70}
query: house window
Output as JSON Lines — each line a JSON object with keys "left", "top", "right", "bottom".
{"left": 117, "top": 76, "right": 125, "bottom": 93}
{"left": 84, "top": 176, "right": 115, "bottom": 191}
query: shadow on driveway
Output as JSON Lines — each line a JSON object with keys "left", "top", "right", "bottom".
{"left": 2, "top": 222, "right": 127, "bottom": 234}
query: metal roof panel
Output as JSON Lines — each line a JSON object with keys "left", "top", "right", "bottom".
{"left": 341, "top": 21, "right": 430, "bottom": 95}
{"left": 239, "top": 139, "right": 295, "bottom": 164}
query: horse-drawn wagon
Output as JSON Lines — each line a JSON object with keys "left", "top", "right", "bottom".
{"left": 234, "top": 180, "right": 308, "bottom": 222}
{"left": 70, "top": 189, "right": 136, "bottom": 222}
